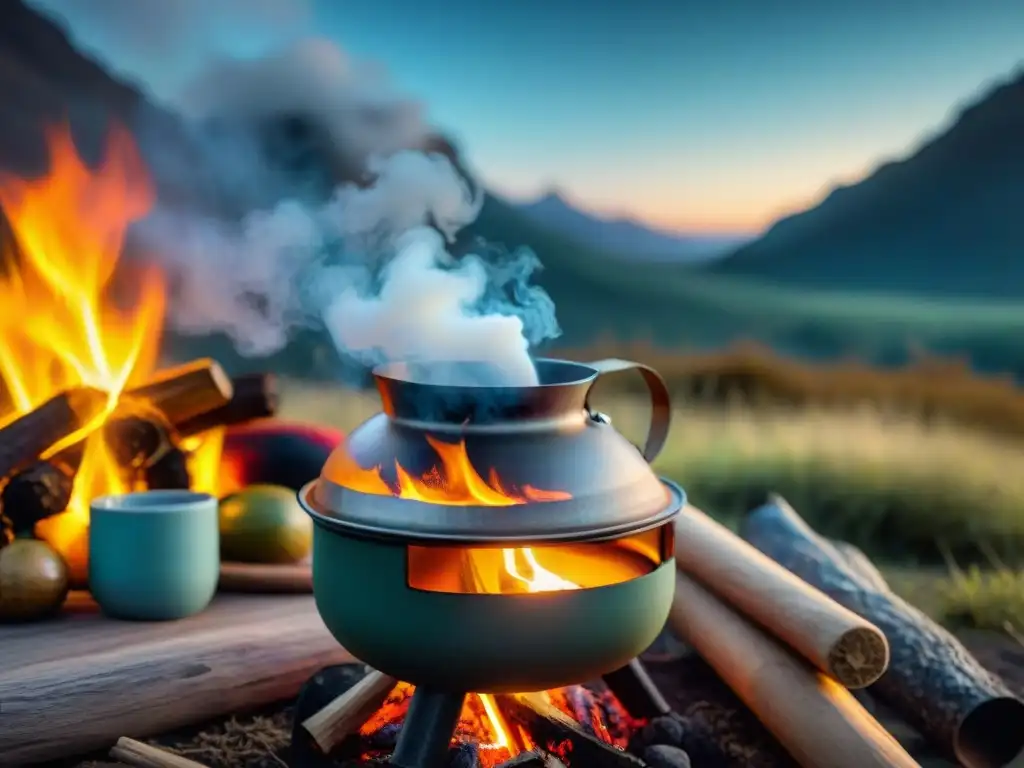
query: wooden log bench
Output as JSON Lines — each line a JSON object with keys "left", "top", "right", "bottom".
{"left": 0, "top": 591, "right": 354, "bottom": 765}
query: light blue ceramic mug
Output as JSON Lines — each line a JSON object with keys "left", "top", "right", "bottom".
{"left": 89, "top": 490, "right": 220, "bottom": 621}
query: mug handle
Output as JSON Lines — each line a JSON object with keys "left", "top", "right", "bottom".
{"left": 584, "top": 358, "right": 672, "bottom": 464}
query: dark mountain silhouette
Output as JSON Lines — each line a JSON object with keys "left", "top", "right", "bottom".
{"left": 515, "top": 188, "right": 747, "bottom": 262}
{"left": 711, "top": 69, "right": 1024, "bottom": 298}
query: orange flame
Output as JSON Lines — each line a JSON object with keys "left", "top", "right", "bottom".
{"left": 359, "top": 682, "right": 634, "bottom": 766}
{"left": 0, "top": 124, "right": 219, "bottom": 575}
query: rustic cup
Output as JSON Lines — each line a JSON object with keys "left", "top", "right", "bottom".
{"left": 89, "top": 490, "right": 220, "bottom": 621}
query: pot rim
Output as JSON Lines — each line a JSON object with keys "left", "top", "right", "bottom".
{"left": 298, "top": 477, "right": 685, "bottom": 546}
{"left": 372, "top": 357, "right": 599, "bottom": 390}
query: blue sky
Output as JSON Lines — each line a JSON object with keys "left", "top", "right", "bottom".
{"left": 30, "top": 0, "right": 1024, "bottom": 233}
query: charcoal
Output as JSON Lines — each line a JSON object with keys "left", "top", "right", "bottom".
{"left": 0, "top": 460, "right": 74, "bottom": 531}
{"left": 498, "top": 751, "right": 567, "bottom": 767}
{"left": 638, "top": 715, "right": 685, "bottom": 749}
{"left": 642, "top": 744, "right": 691, "bottom": 768}
{"left": 366, "top": 722, "right": 402, "bottom": 750}
{"left": 447, "top": 742, "right": 480, "bottom": 767}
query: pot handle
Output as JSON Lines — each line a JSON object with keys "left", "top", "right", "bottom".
{"left": 584, "top": 358, "right": 671, "bottom": 464}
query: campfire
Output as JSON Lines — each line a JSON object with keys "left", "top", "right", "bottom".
{"left": 0, "top": 124, "right": 272, "bottom": 582}
{"left": 353, "top": 679, "right": 637, "bottom": 767}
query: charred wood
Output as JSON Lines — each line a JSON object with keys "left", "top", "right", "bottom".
{"left": 495, "top": 692, "right": 645, "bottom": 768}
{"left": 742, "top": 495, "right": 1024, "bottom": 768}
{"left": 0, "top": 459, "right": 75, "bottom": 533}
{"left": 177, "top": 372, "right": 279, "bottom": 437}
{"left": 602, "top": 658, "right": 672, "bottom": 720}
{"left": 144, "top": 447, "right": 190, "bottom": 490}
{"left": 103, "top": 407, "right": 176, "bottom": 470}
{"left": 124, "top": 358, "right": 233, "bottom": 427}
{"left": 0, "top": 387, "right": 106, "bottom": 479}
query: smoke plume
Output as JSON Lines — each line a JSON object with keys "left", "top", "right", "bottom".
{"left": 134, "top": 38, "right": 560, "bottom": 386}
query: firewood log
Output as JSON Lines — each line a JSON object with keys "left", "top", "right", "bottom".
{"left": 123, "top": 359, "right": 233, "bottom": 427}
{"left": 0, "top": 459, "right": 75, "bottom": 532}
{"left": 0, "top": 387, "right": 107, "bottom": 479}
{"left": 103, "top": 408, "right": 175, "bottom": 469}
{"left": 742, "top": 495, "right": 1024, "bottom": 768}
{"left": 176, "top": 373, "right": 279, "bottom": 437}
{"left": 674, "top": 505, "right": 889, "bottom": 688}
{"left": 668, "top": 571, "right": 920, "bottom": 768}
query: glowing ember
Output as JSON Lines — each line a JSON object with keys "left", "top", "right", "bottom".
{"left": 359, "top": 681, "right": 634, "bottom": 766}
{"left": 0, "top": 124, "right": 222, "bottom": 576}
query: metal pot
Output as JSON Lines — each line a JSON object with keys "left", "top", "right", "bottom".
{"left": 298, "top": 358, "right": 684, "bottom": 694}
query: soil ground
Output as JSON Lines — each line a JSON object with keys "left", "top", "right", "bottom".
{"left": 59, "top": 628, "right": 1024, "bottom": 768}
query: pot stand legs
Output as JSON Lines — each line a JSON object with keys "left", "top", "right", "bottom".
{"left": 389, "top": 686, "right": 467, "bottom": 768}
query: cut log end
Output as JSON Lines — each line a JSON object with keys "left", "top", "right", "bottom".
{"left": 956, "top": 696, "right": 1024, "bottom": 768}
{"left": 828, "top": 626, "right": 890, "bottom": 689}
{"left": 301, "top": 668, "right": 397, "bottom": 754}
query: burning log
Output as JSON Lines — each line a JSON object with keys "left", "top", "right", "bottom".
{"left": 668, "top": 571, "right": 920, "bottom": 768}
{"left": 176, "top": 372, "right": 280, "bottom": 438}
{"left": 0, "top": 387, "right": 107, "bottom": 479}
{"left": 144, "top": 447, "right": 191, "bottom": 490}
{"left": 104, "top": 409, "right": 175, "bottom": 469}
{"left": 109, "top": 737, "right": 210, "bottom": 768}
{"left": 300, "top": 667, "right": 398, "bottom": 754}
{"left": 102, "top": 405, "right": 190, "bottom": 489}
{"left": 124, "top": 358, "right": 233, "bottom": 427}
{"left": 0, "top": 459, "right": 75, "bottom": 533}
{"left": 495, "top": 692, "right": 646, "bottom": 768}
{"left": 674, "top": 505, "right": 889, "bottom": 689}
{"left": 742, "top": 496, "right": 1024, "bottom": 768}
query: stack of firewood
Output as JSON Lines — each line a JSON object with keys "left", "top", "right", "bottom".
{"left": 0, "top": 358, "right": 278, "bottom": 541}
{"left": 666, "top": 499, "right": 1024, "bottom": 768}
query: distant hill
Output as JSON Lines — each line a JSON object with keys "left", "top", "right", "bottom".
{"left": 711, "top": 69, "right": 1024, "bottom": 298}
{"left": 514, "top": 189, "right": 748, "bottom": 262}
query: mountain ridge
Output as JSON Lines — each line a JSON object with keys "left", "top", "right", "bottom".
{"left": 514, "top": 188, "right": 749, "bottom": 262}
{"left": 711, "top": 66, "right": 1024, "bottom": 298}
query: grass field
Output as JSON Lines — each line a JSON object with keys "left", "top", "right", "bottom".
{"left": 279, "top": 373, "right": 1024, "bottom": 635}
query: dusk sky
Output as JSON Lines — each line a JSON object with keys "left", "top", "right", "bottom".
{"left": 30, "top": 0, "right": 1024, "bottom": 234}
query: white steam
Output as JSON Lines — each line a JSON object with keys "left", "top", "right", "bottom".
{"left": 139, "top": 118, "right": 559, "bottom": 386}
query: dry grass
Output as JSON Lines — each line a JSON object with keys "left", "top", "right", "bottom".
{"left": 554, "top": 340, "right": 1024, "bottom": 438}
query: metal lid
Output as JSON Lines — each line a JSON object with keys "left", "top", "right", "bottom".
{"left": 298, "top": 357, "right": 685, "bottom": 544}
